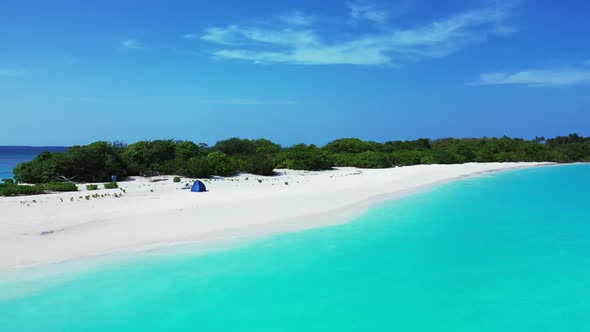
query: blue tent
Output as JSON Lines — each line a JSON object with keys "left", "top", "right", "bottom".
{"left": 190, "top": 180, "right": 207, "bottom": 192}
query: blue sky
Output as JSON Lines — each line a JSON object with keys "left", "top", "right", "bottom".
{"left": 1, "top": 0, "right": 589, "bottom": 146}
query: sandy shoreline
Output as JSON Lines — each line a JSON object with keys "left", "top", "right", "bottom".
{"left": 0, "top": 162, "right": 552, "bottom": 271}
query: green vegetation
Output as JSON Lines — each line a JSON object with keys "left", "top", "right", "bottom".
{"left": 173, "top": 176, "right": 181, "bottom": 183}
{"left": 40, "top": 182, "right": 78, "bottom": 192}
{"left": 104, "top": 182, "right": 119, "bottom": 189}
{"left": 206, "top": 152, "right": 238, "bottom": 176}
{"left": 0, "top": 183, "right": 44, "bottom": 196}
{"left": 275, "top": 144, "right": 333, "bottom": 170}
{"left": 9, "top": 134, "right": 590, "bottom": 192}
{"left": 0, "top": 178, "right": 76, "bottom": 196}
{"left": 86, "top": 184, "right": 98, "bottom": 190}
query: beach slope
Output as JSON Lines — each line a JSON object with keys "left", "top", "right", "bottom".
{"left": 0, "top": 162, "right": 549, "bottom": 270}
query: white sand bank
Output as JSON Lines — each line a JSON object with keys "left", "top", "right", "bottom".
{"left": 0, "top": 162, "right": 550, "bottom": 270}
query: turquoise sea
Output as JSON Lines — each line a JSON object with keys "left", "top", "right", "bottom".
{"left": 1, "top": 164, "right": 589, "bottom": 331}
{"left": 0, "top": 146, "right": 67, "bottom": 180}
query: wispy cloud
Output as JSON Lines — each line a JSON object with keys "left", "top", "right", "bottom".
{"left": 476, "top": 69, "right": 590, "bottom": 87}
{"left": 183, "top": 33, "right": 199, "bottom": 39}
{"left": 0, "top": 68, "right": 32, "bottom": 77}
{"left": 200, "top": 5, "right": 514, "bottom": 66}
{"left": 120, "top": 39, "right": 144, "bottom": 50}
{"left": 347, "top": 1, "right": 388, "bottom": 24}
{"left": 279, "top": 12, "right": 313, "bottom": 26}
{"left": 475, "top": 59, "right": 590, "bottom": 87}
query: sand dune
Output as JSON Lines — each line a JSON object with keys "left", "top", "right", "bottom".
{"left": 0, "top": 162, "right": 550, "bottom": 270}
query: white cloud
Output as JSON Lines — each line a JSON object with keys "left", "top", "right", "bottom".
{"left": 476, "top": 69, "right": 590, "bottom": 87}
{"left": 347, "top": 1, "right": 388, "bottom": 24}
{"left": 183, "top": 33, "right": 198, "bottom": 39}
{"left": 200, "top": 6, "right": 513, "bottom": 66}
{"left": 0, "top": 68, "right": 31, "bottom": 76}
{"left": 279, "top": 12, "right": 313, "bottom": 26}
{"left": 202, "top": 25, "right": 319, "bottom": 47}
{"left": 120, "top": 39, "right": 144, "bottom": 50}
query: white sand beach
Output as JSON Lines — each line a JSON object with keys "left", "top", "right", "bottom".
{"left": 0, "top": 162, "right": 550, "bottom": 270}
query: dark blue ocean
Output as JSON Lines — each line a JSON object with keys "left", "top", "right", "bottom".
{"left": 0, "top": 146, "right": 66, "bottom": 180}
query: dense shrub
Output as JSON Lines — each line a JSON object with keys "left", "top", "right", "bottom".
{"left": 331, "top": 151, "right": 391, "bottom": 168}
{"left": 175, "top": 141, "right": 201, "bottom": 161}
{"left": 181, "top": 157, "right": 211, "bottom": 178}
{"left": 388, "top": 150, "right": 428, "bottom": 166}
{"left": 253, "top": 138, "right": 281, "bottom": 155}
{"left": 275, "top": 144, "right": 333, "bottom": 171}
{"left": 324, "top": 138, "right": 381, "bottom": 154}
{"left": 360, "top": 152, "right": 390, "bottom": 168}
{"left": 206, "top": 152, "right": 238, "bottom": 176}
{"left": 60, "top": 142, "right": 126, "bottom": 182}
{"left": 212, "top": 138, "right": 280, "bottom": 175}
{"left": 13, "top": 152, "right": 65, "bottom": 183}
{"left": 381, "top": 138, "right": 431, "bottom": 152}
{"left": 104, "top": 182, "right": 119, "bottom": 189}
{"left": 41, "top": 182, "right": 78, "bottom": 192}
{"left": 13, "top": 142, "right": 125, "bottom": 183}
{"left": 9, "top": 134, "right": 590, "bottom": 192}
{"left": 243, "top": 154, "right": 276, "bottom": 175}
{"left": 213, "top": 138, "right": 257, "bottom": 156}
{"left": 86, "top": 184, "right": 98, "bottom": 190}
{"left": 0, "top": 184, "right": 44, "bottom": 196}
{"left": 173, "top": 176, "right": 181, "bottom": 183}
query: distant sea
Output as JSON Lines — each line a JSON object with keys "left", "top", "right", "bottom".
{"left": 1, "top": 164, "right": 589, "bottom": 331}
{"left": 0, "top": 146, "right": 67, "bottom": 180}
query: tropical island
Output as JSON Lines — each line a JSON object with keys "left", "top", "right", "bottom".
{"left": 2, "top": 134, "right": 588, "bottom": 196}
{"left": 0, "top": 133, "right": 587, "bottom": 269}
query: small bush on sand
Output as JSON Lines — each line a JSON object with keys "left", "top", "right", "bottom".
{"left": 0, "top": 184, "right": 44, "bottom": 196}
{"left": 173, "top": 176, "right": 181, "bottom": 183}
{"left": 42, "top": 182, "right": 78, "bottom": 192}
{"left": 104, "top": 182, "right": 118, "bottom": 189}
{"left": 86, "top": 184, "right": 98, "bottom": 191}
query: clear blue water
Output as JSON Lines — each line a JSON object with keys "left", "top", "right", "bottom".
{"left": 0, "top": 146, "right": 67, "bottom": 180}
{"left": 1, "top": 164, "right": 589, "bottom": 331}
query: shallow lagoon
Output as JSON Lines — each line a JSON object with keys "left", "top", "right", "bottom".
{"left": 1, "top": 165, "right": 589, "bottom": 331}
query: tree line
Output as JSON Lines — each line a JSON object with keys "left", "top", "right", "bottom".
{"left": 11, "top": 134, "right": 590, "bottom": 183}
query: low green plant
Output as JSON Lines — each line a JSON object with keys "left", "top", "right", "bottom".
{"left": 86, "top": 184, "right": 98, "bottom": 191}
{"left": 104, "top": 182, "right": 118, "bottom": 189}
{"left": 173, "top": 176, "right": 181, "bottom": 183}
{"left": 41, "top": 182, "right": 78, "bottom": 192}
{"left": 257, "top": 179, "right": 262, "bottom": 183}
{"left": 0, "top": 183, "right": 44, "bottom": 196}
